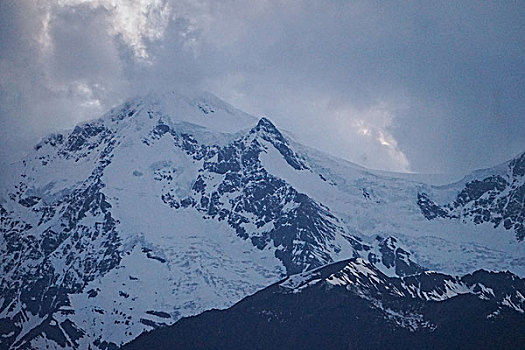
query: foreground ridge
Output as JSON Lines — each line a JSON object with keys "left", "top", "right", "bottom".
{"left": 123, "top": 258, "right": 525, "bottom": 350}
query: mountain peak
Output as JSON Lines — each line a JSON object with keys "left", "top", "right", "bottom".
{"left": 255, "top": 116, "right": 278, "bottom": 130}
{"left": 102, "top": 90, "right": 258, "bottom": 134}
{"left": 249, "top": 117, "right": 308, "bottom": 171}
{"left": 251, "top": 117, "right": 286, "bottom": 140}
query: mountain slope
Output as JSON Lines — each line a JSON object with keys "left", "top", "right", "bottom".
{"left": 123, "top": 258, "right": 525, "bottom": 350}
{"left": 0, "top": 91, "right": 523, "bottom": 349}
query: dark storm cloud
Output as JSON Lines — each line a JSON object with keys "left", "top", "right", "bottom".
{"left": 0, "top": 0, "right": 126, "bottom": 162}
{"left": 1, "top": 0, "right": 524, "bottom": 174}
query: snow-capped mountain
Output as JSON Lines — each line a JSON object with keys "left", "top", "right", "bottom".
{"left": 0, "top": 91, "right": 523, "bottom": 349}
{"left": 123, "top": 258, "right": 525, "bottom": 350}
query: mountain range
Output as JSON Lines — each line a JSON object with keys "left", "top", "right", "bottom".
{"left": 0, "top": 91, "right": 523, "bottom": 349}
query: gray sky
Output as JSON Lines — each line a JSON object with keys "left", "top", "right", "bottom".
{"left": 1, "top": 0, "right": 524, "bottom": 174}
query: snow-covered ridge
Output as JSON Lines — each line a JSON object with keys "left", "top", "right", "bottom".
{"left": 280, "top": 258, "right": 525, "bottom": 314}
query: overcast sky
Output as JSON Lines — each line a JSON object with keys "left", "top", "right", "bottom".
{"left": 1, "top": 0, "right": 524, "bottom": 174}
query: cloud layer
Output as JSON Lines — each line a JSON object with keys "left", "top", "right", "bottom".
{"left": 1, "top": 0, "right": 524, "bottom": 173}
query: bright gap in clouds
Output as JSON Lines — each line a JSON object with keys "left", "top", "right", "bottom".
{"left": 300, "top": 98, "right": 411, "bottom": 172}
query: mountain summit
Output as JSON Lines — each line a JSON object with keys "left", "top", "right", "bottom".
{"left": 1, "top": 92, "right": 523, "bottom": 349}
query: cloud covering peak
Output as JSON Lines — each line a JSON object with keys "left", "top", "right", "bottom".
{"left": 1, "top": 1, "right": 524, "bottom": 174}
